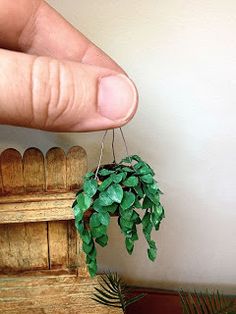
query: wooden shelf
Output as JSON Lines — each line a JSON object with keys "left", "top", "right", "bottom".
{"left": 0, "top": 192, "right": 76, "bottom": 224}
{"left": 0, "top": 274, "right": 120, "bottom": 313}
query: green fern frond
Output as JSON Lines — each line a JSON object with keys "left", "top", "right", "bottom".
{"left": 179, "top": 289, "right": 236, "bottom": 314}
{"left": 92, "top": 272, "right": 145, "bottom": 313}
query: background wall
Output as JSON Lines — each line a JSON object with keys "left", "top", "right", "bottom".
{"left": 0, "top": 0, "right": 235, "bottom": 293}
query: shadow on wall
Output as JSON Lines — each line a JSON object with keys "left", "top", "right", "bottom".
{"left": 0, "top": 126, "right": 57, "bottom": 154}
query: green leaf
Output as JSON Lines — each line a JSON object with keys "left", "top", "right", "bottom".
{"left": 141, "top": 174, "right": 154, "bottom": 184}
{"left": 104, "top": 203, "right": 118, "bottom": 214}
{"left": 88, "top": 260, "right": 97, "bottom": 277}
{"left": 122, "top": 167, "right": 134, "bottom": 173}
{"left": 134, "top": 185, "right": 144, "bottom": 198}
{"left": 121, "top": 191, "right": 135, "bottom": 210}
{"left": 153, "top": 204, "right": 165, "bottom": 218}
{"left": 73, "top": 204, "right": 84, "bottom": 222}
{"left": 75, "top": 220, "right": 84, "bottom": 234}
{"left": 98, "top": 212, "right": 110, "bottom": 226}
{"left": 131, "top": 226, "right": 139, "bottom": 241}
{"left": 91, "top": 225, "right": 107, "bottom": 238}
{"left": 143, "top": 223, "right": 153, "bottom": 242}
{"left": 84, "top": 171, "right": 94, "bottom": 179}
{"left": 89, "top": 213, "right": 101, "bottom": 229}
{"left": 107, "top": 184, "right": 123, "bottom": 203}
{"left": 83, "top": 178, "right": 98, "bottom": 197}
{"left": 120, "top": 217, "right": 134, "bottom": 229}
{"left": 147, "top": 193, "right": 160, "bottom": 205}
{"left": 119, "top": 207, "right": 133, "bottom": 220}
{"left": 88, "top": 247, "right": 97, "bottom": 259}
{"left": 92, "top": 198, "right": 104, "bottom": 212}
{"left": 131, "top": 210, "right": 140, "bottom": 223}
{"left": 136, "top": 166, "right": 152, "bottom": 175}
{"left": 149, "top": 240, "right": 157, "bottom": 250}
{"left": 120, "top": 156, "right": 133, "bottom": 163}
{"left": 95, "top": 234, "right": 108, "bottom": 247}
{"left": 151, "top": 211, "right": 161, "bottom": 229}
{"left": 144, "top": 186, "right": 160, "bottom": 205}
{"left": 142, "top": 196, "right": 153, "bottom": 209}
{"left": 98, "top": 169, "right": 115, "bottom": 176}
{"left": 125, "top": 238, "right": 134, "bottom": 254}
{"left": 72, "top": 199, "right": 77, "bottom": 207}
{"left": 134, "top": 197, "right": 142, "bottom": 209}
{"left": 98, "top": 176, "right": 113, "bottom": 191}
{"left": 76, "top": 193, "right": 92, "bottom": 211}
{"left": 123, "top": 176, "right": 139, "bottom": 187}
{"left": 147, "top": 181, "right": 159, "bottom": 194}
{"left": 124, "top": 228, "right": 133, "bottom": 236}
{"left": 150, "top": 196, "right": 161, "bottom": 206}
{"left": 133, "top": 161, "right": 145, "bottom": 170}
{"left": 86, "top": 255, "right": 92, "bottom": 265}
{"left": 142, "top": 212, "right": 151, "bottom": 229}
{"left": 148, "top": 247, "right": 157, "bottom": 261}
{"left": 153, "top": 221, "right": 161, "bottom": 231}
{"left": 99, "top": 191, "right": 114, "bottom": 206}
{"left": 131, "top": 155, "right": 141, "bottom": 162}
{"left": 111, "top": 173, "right": 124, "bottom": 183}
{"left": 81, "top": 230, "right": 92, "bottom": 244}
{"left": 82, "top": 241, "right": 94, "bottom": 254}
{"left": 147, "top": 165, "right": 155, "bottom": 176}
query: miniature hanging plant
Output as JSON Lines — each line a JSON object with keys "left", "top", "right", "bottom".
{"left": 72, "top": 130, "right": 165, "bottom": 277}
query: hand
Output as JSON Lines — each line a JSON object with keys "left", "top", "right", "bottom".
{"left": 0, "top": 0, "right": 138, "bottom": 131}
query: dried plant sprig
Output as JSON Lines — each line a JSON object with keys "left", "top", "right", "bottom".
{"left": 92, "top": 272, "right": 145, "bottom": 313}
{"left": 179, "top": 289, "right": 236, "bottom": 314}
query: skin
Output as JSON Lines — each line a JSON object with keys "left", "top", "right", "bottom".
{"left": 0, "top": 0, "right": 138, "bottom": 131}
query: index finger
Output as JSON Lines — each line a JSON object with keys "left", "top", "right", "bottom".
{"left": 0, "top": 0, "right": 124, "bottom": 72}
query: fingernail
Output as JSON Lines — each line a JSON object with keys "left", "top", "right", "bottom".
{"left": 98, "top": 74, "right": 138, "bottom": 121}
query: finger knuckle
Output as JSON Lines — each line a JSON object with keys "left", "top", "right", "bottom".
{"left": 31, "top": 56, "right": 78, "bottom": 130}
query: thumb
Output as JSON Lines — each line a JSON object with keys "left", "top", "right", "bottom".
{"left": 0, "top": 49, "right": 138, "bottom": 131}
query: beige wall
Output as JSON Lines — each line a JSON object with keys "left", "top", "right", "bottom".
{"left": 0, "top": 0, "right": 235, "bottom": 293}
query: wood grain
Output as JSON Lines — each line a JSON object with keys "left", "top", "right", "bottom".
{"left": 0, "top": 166, "right": 3, "bottom": 196}
{"left": 23, "top": 148, "right": 45, "bottom": 192}
{"left": 48, "top": 221, "right": 68, "bottom": 270}
{"left": 0, "top": 193, "right": 75, "bottom": 224}
{"left": 67, "top": 221, "right": 79, "bottom": 274}
{"left": 0, "top": 223, "right": 48, "bottom": 272}
{"left": 0, "top": 275, "right": 122, "bottom": 313}
{"left": 0, "top": 192, "right": 75, "bottom": 204}
{"left": 0, "top": 149, "right": 24, "bottom": 195}
{"left": 0, "top": 149, "right": 49, "bottom": 272}
{"left": 46, "top": 147, "right": 67, "bottom": 192}
{"left": 22, "top": 148, "right": 49, "bottom": 272}
{"left": 66, "top": 146, "right": 87, "bottom": 190}
{"left": 0, "top": 146, "right": 114, "bottom": 313}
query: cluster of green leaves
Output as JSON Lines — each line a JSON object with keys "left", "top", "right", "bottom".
{"left": 179, "top": 289, "right": 236, "bottom": 314}
{"left": 72, "top": 155, "right": 165, "bottom": 277}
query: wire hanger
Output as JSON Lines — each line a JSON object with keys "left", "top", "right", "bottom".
{"left": 94, "top": 128, "right": 131, "bottom": 179}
